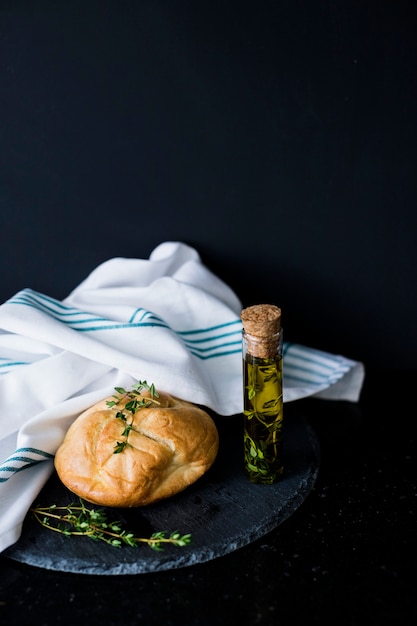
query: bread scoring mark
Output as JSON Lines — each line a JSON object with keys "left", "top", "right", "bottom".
{"left": 128, "top": 425, "right": 176, "bottom": 455}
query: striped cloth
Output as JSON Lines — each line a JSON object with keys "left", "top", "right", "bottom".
{"left": 0, "top": 241, "right": 364, "bottom": 552}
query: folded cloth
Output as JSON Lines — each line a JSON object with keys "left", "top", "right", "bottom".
{"left": 0, "top": 241, "right": 364, "bottom": 552}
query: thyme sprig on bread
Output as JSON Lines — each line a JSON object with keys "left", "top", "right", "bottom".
{"left": 105, "top": 380, "right": 160, "bottom": 454}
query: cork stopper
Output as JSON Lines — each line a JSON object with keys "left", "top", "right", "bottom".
{"left": 241, "top": 304, "right": 281, "bottom": 359}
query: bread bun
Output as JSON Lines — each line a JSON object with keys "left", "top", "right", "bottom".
{"left": 54, "top": 386, "right": 219, "bottom": 507}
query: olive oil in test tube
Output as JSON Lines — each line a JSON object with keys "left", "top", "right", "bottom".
{"left": 241, "top": 304, "right": 284, "bottom": 484}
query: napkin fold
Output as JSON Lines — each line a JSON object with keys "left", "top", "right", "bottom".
{"left": 0, "top": 241, "right": 364, "bottom": 553}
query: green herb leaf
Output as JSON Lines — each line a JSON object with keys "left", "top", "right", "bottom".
{"left": 31, "top": 499, "right": 191, "bottom": 551}
{"left": 106, "top": 380, "right": 161, "bottom": 454}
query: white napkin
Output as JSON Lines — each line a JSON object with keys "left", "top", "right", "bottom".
{"left": 0, "top": 241, "right": 364, "bottom": 552}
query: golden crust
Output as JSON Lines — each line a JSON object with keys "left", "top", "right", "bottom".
{"left": 54, "top": 391, "right": 219, "bottom": 507}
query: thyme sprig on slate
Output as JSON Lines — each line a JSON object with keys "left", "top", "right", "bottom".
{"left": 31, "top": 500, "right": 192, "bottom": 551}
{"left": 106, "top": 380, "right": 160, "bottom": 454}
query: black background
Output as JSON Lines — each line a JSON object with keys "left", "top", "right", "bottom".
{"left": 1, "top": 3, "right": 416, "bottom": 625}
{"left": 1, "top": 0, "right": 416, "bottom": 369}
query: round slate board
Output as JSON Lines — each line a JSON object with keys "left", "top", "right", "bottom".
{"left": 4, "top": 411, "right": 319, "bottom": 575}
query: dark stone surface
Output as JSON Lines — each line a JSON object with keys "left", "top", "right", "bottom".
{"left": 3, "top": 413, "right": 319, "bottom": 575}
{"left": 1, "top": 369, "right": 416, "bottom": 625}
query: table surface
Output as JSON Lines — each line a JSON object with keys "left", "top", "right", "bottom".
{"left": 1, "top": 367, "right": 415, "bottom": 625}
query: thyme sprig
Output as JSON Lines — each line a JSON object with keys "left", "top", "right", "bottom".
{"left": 31, "top": 500, "right": 192, "bottom": 551}
{"left": 106, "top": 380, "right": 160, "bottom": 454}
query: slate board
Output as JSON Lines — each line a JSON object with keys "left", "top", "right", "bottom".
{"left": 4, "top": 411, "right": 319, "bottom": 575}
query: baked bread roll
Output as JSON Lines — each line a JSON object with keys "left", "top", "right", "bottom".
{"left": 54, "top": 383, "right": 219, "bottom": 507}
